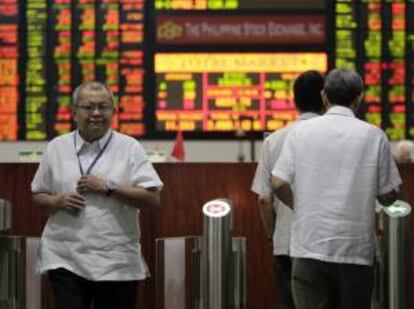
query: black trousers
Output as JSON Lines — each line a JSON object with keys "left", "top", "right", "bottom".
{"left": 48, "top": 268, "right": 139, "bottom": 309}
{"left": 273, "top": 255, "right": 295, "bottom": 309}
{"left": 292, "top": 258, "right": 373, "bottom": 309}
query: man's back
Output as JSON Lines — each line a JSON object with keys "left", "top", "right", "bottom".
{"left": 275, "top": 106, "right": 400, "bottom": 265}
{"left": 252, "top": 113, "right": 319, "bottom": 255}
{"left": 271, "top": 68, "right": 402, "bottom": 309}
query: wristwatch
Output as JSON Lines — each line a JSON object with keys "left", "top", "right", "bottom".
{"left": 105, "top": 180, "right": 118, "bottom": 196}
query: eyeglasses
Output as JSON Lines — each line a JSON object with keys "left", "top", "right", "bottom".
{"left": 76, "top": 104, "right": 113, "bottom": 113}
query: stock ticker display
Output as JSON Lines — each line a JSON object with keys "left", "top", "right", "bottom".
{"left": 1, "top": 0, "right": 146, "bottom": 141}
{"left": 154, "top": 0, "right": 325, "bottom": 10}
{"left": 155, "top": 53, "right": 327, "bottom": 132}
{"left": 3, "top": 0, "right": 414, "bottom": 140}
{"left": 334, "top": 0, "right": 414, "bottom": 140}
{"left": 0, "top": 0, "right": 18, "bottom": 140}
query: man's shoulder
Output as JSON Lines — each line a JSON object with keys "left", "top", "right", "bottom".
{"left": 48, "top": 131, "right": 74, "bottom": 147}
{"left": 113, "top": 131, "right": 135, "bottom": 141}
{"left": 299, "top": 114, "right": 388, "bottom": 143}
{"left": 265, "top": 125, "right": 293, "bottom": 143}
{"left": 112, "top": 131, "right": 143, "bottom": 149}
{"left": 348, "top": 117, "right": 387, "bottom": 138}
{"left": 361, "top": 120, "right": 384, "bottom": 133}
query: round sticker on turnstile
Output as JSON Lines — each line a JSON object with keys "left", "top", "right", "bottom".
{"left": 383, "top": 200, "right": 411, "bottom": 218}
{"left": 202, "top": 200, "right": 231, "bottom": 218}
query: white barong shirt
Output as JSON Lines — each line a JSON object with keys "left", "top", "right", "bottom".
{"left": 272, "top": 106, "right": 401, "bottom": 265}
{"left": 32, "top": 130, "right": 163, "bottom": 281}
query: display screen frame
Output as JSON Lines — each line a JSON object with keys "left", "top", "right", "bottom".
{"left": 149, "top": 52, "right": 328, "bottom": 139}
{"left": 146, "top": 3, "right": 329, "bottom": 139}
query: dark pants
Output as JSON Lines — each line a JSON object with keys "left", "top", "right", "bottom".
{"left": 274, "top": 255, "right": 295, "bottom": 309}
{"left": 292, "top": 258, "right": 373, "bottom": 309}
{"left": 48, "top": 268, "right": 139, "bottom": 309}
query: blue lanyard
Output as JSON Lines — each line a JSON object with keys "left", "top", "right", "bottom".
{"left": 74, "top": 131, "right": 113, "bottom": 176}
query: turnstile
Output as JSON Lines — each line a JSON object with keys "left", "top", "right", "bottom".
{"left": 156, "top": 199, "right": 246, "bottom": 309}
{"left": 0, "top": 199, "right": 41, "bottom": 309}
{"left": 373, "top": 200, "right": 411, "bottom": 309}
{"left": 383, "top": 200, "right": 411, "bottom": 309}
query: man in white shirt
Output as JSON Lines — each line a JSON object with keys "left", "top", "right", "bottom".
{"left": 31, "top": 81, "right": 163, "bottom": 309}
{"left": 251, "top": 70, "right": 325, "bottom": 309}
{"left": 271, "top": 68, "right": 402, "bottom": 309}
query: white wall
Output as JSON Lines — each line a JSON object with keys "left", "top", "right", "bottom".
{"left": 0, "top": 140, "right": 264, "bottom": 163}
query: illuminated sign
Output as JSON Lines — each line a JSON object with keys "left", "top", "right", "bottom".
{"left": 333, "top": 0, "right": 414, "bottom": 141}
{"left": 118, "top": 0, "right": 146, "bottom": 136}
{"left": 25, "top": 0, "right": 48, "bottom": 140}
{"left": 73, "top": 0, "right": 96, "bottom": 83}
{"left": 154, "top": 0, "right": 325, "bottom": 10}
{"left": 155, "top": 53, "right": 327, "bottom": 132}
{"left": 361, "top": 3, "right": 383, "bottom": 132}
{"left": 50, "top": 0, "right": 72, "bottom": 136}
{"left": 157, "top": 15, "right": 326, "bottom": 45}
{"left": 0, "top": 0, "right": 18, "bottom": 141}
{"left": 5, "top": 0, "right": 414, "bottom": 141}
{"left": 15, "top": 0, "right": 147, "bottom": 140}
{"left": 156, "top": 53, "right": 327, "bottom": 73}
{"left": 202, "top": 199, "right": 232, "bottom": 218}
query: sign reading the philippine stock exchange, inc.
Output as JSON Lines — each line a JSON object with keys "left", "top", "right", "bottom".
{"left": 156, "top": 15, "right": 326, "bottom": 45}
{"left": 202, "top": 200, "right": 232, "bottom": 218}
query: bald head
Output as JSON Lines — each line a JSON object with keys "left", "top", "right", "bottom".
{"left": 72, "top": 81, "right": 114, "bottom": 106}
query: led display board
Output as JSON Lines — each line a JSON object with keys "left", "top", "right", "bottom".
{"left": 156, "top": 15, "right": 326, "bottom": 45}
{"left": 4, "top": 0, "right": 414, "bottom": 140}
{"left": 3, "top": 0, "right": 148, "bottom": 141}
{"left": 25, "top": 0, "right": 48, "bottom": 140}
{"left": 0, "top": 0, "right": 18, "bottom": 140}
{"left": 155, "top": 53, "right": 328, "bottom": 132}
{"left": 333, "top": 0, "right": 414, "bottom": 140}
{"left": 154, "top": 0, "right": 325, "bottom": 10}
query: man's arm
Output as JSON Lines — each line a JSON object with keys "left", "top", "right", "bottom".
{"left": 377, "top": 134, "right": 402, "bottom": 207}
{"left": 271, "top": 176, "right": 294, "bottom": 208}
{"left": 257, "top": 196, "right": 275, "bottom": 240}
{"left": 33, "top": 192, "right": 86, "bottom": 213}
{"left": 109, "top": 185, "right": 160, "bottom": 209}
{"left": 76, "top": 175, "right": 160, "bottom": 209}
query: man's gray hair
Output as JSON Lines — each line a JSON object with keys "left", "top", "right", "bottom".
{"left": 72, "top": 81, "right": 114, "bottom": 105}
{"left": 323, "top": 68, "right": 364, "bottom": 107}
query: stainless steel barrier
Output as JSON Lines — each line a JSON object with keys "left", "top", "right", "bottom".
{"left": 228, "top": 238, "right": 246, "bottom": 309}
{"left": 25, "top": 238, "right": 41, "bottom": 309}
{"left": 0, "top": 199, "right": 11, "bottom": 233}
{"left": 200, "top": 199, "right": 233, "bottom": 309}
{"left": 156, "top": 199, "right": 246, "bottom": 309}
{"left": 383, "top": 200, "right": 411, "bottom": 309}
{"left": 0, "top": 236, "right": 41, "bottom": 309}
{"left": 156, "top": 237, "right": 200, "bottom": 309}
{"left": 0, "top": 236, "right": 24, "bottom": 309}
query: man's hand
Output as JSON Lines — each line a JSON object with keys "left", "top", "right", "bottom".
{"left": 53, "top": 193, "right": 86, "bottom": 212}
{"left": 271, "top": 176, "right": 294, "bottom": 208}
{"left": 258, "top": 196, "right": 275, "bottom": 240}
{"left": 76, "top": 175, "right": 107, "bottom": 195}
{"left": 33, "top": 192, "right": 86, "bottom": 214}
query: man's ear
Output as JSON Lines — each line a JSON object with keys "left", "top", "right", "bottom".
{"left": 321, "top": 90, "right": 330, "bottom": 109}
{"left": 358, "top": 92, "right": 364, "bottom": 103}
{"left": 351, "top": 92, "right": 364, "bottom": 111}
{"left": 71, "top": 105, "right": 78, "bottom": 124}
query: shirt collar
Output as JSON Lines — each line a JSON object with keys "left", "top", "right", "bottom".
{"left": 298, "top": 112, "right": 319, "bottom": 121}
{"left": 326, "top": 105, "right": 356, "bottom": 118}
{"left": 74, "top": 129, "right": 112, "bottom": 154}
